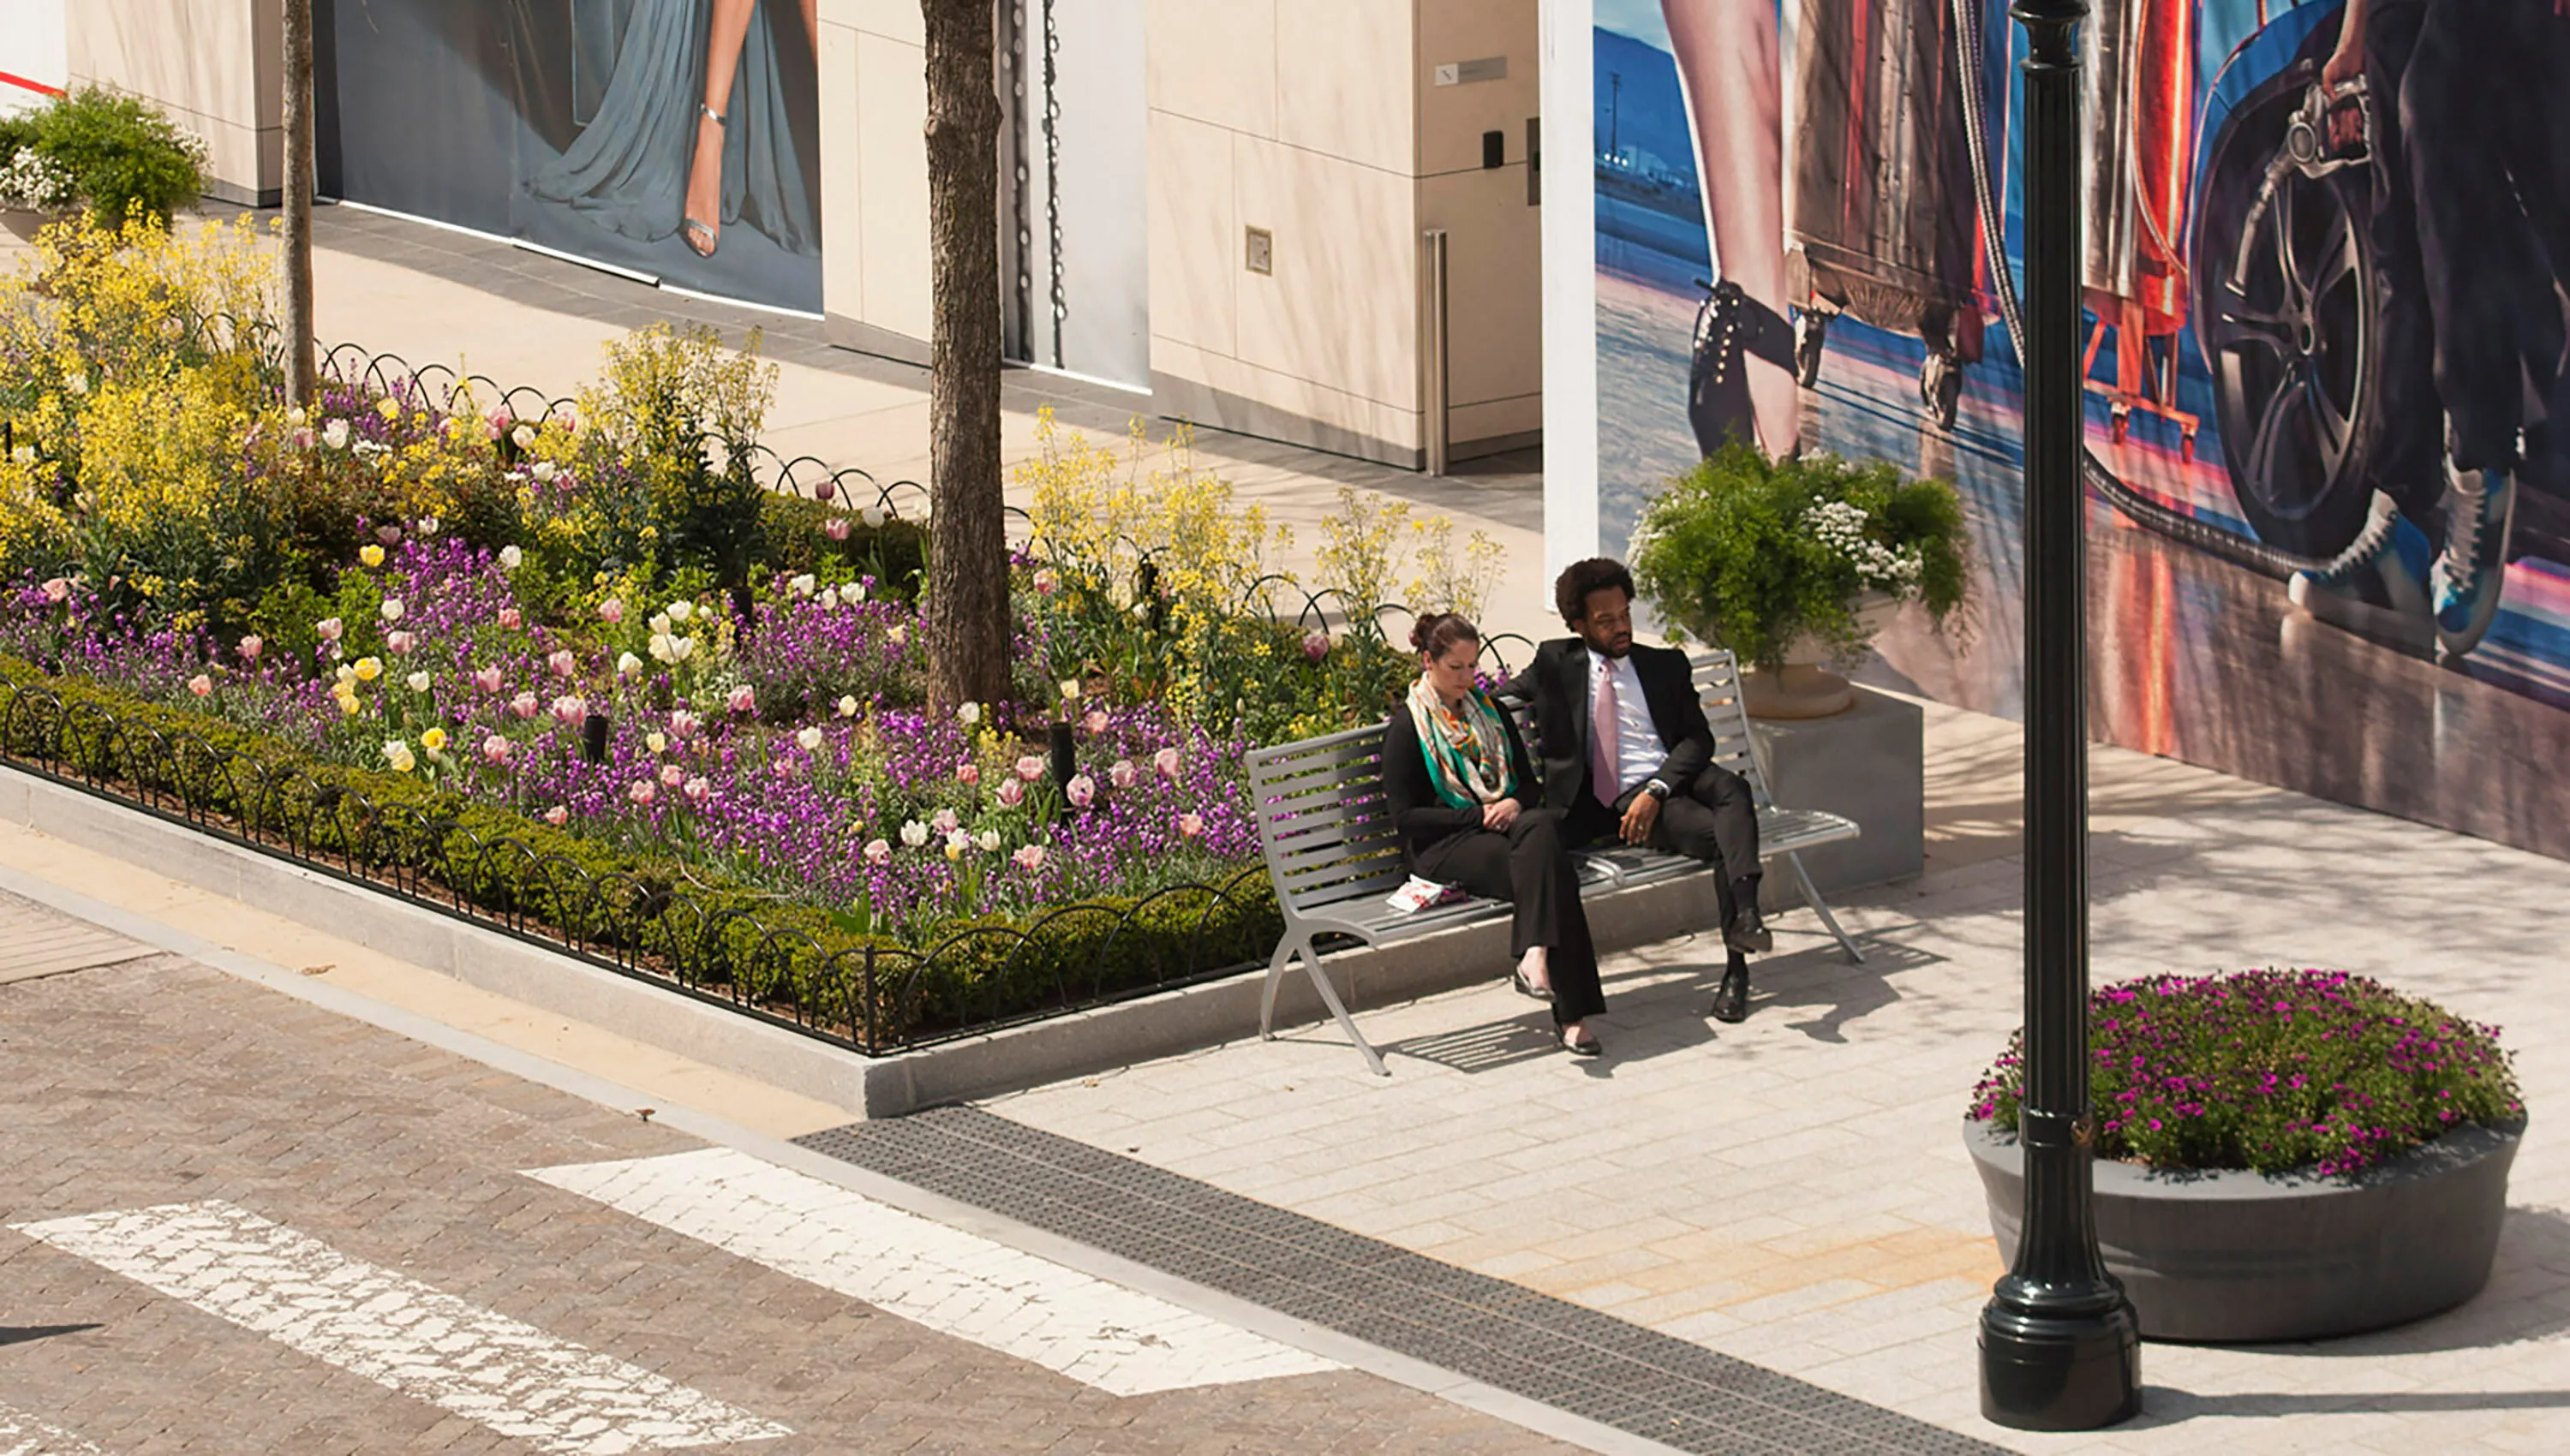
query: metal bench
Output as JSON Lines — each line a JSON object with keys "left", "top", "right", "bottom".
{"left": 1246, "top": 648, "right": 1864, "bottom": 1074}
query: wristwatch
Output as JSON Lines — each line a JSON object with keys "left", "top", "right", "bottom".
{"left": 1645, "top": 779, "right": 1671, "bottom": 802}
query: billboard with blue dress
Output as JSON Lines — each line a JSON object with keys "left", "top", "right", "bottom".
{"left": 1592, "top": 0, "right": 2570, "bottom": 861}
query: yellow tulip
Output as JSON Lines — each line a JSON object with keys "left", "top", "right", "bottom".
{"left": 354, "top": 657, "right": 382, "bottom": 682}
{"left": 419, "top": 726, "right": 449, "bottom": 754}
{"left": 360, "top": 544, "right": 385, "bottom": 568}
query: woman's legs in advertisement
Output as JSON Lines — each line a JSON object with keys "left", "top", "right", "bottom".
{"left": 684, "top": 0, "right": 760, "bottom": 256}
{"left": 1662, "top": 0, "right": 1799, "bottom": 457}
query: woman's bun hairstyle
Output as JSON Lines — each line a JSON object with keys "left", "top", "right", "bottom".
{"left": 1410, "top": 612, "right": 1481, "bottom": 658}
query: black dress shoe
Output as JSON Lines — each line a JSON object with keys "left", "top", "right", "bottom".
{"left": 1513, "top": 969, "right": 1555, "bottom": 1003}
{"left": 1724, "top": 903, "right": 1773, "bottom": 956}
{"left": 1562, "top": 1028, "right": 1603, "bottom": 1057}
{"left": 1711, "top": 965, "right": 1751, "bottom": 1024}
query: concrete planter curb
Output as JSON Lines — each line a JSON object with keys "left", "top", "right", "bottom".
{"left": 4, "top": 764, "right": 1768, "bottom": 1118}
{"left": 1964, "top": 1115, "right": 2524, "bottom": 1343}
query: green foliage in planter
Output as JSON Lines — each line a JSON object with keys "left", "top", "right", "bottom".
{"left": 0, "top": 656, "right": 1279, "bottom": 1049}
{"left": 759, "top": 493, "right": 929, "bottom": 596}
{"left": 1630, "top": 443, "right": 1969, "bottom": 670}
{"left": 1969, "top": 969, "right": 2525, "bottom": 1178}
{"left": 0, "top": 88, "right": 206, "bottom": 227}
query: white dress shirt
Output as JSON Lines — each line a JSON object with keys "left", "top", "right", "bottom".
{"left": 1586, "top": 648, "right": 1665, "bottom": 797}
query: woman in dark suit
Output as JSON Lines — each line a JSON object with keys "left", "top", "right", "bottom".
{"left": 1384, "top": 613, "right": 1606, "bottom": 1055}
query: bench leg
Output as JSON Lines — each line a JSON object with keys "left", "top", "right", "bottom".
{"left": 1784, "top": 850, "right": 1865, "bottom": 964}
{"left": 1261, "top": 934, "right": 1388, "bottom": 1077}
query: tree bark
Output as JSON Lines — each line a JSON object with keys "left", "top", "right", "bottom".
{"left": 282, "top": 0, "right": 318, "bottom": 408}
{"left": 920, "top": 0, "right": 1010, "bottom": 713}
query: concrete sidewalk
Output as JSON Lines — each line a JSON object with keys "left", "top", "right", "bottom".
{"left": 983, "top": 732, "right": 2570, "bottom": 1454}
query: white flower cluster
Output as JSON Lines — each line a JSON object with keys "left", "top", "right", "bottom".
{"left": 1801, "top": 498, "right": 1923, "bottom": 592}
{"left": 0, "top": 146, "right": 72, "bottom": 210}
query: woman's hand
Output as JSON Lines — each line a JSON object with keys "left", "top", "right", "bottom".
{"left": 1482, "top": 797, "right": 1522, "bottom": 832}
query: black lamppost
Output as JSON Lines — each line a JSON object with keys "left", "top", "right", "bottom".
{"left": 1976, "top": 0, "right": 2142, "bottom": 1430}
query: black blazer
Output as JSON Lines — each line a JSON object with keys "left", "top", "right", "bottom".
{"left": 1502, "top": 639, "right": 1714, "bottom": 812}
{"left": 1381, "top": 701, "right": 1540, "bottom": 867}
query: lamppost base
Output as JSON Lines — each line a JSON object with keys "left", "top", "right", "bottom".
{"left": 1978, "top": 1296, "right": 2142, "bottom": 1430}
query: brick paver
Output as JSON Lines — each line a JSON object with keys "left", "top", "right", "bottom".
{"left": 0, "top": 940, "right": 1583, "bottom": 1455}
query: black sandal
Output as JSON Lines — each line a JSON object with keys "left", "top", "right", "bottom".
{"left": 1562, "top": 1029, "right": 1602, "bottom": 1057}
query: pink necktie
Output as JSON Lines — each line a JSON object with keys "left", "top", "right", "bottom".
{"left": 1592, "top": 661, "right": 1621, "bottom": 806}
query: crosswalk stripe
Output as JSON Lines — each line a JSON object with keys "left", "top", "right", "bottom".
{"left": 0, "top": 1400, "right": 105, "bottom": 1456}
{"left": 529, "top": 1148, "right": 1342, "bottom": 1397}
{"left": 14, "top": 1201, "right": 789, "bottom": 1455}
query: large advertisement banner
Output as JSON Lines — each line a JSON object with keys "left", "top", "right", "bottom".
{"left": 320, "top": 0, "right": 822, "bottom": 314}
{"left": 1590, "top": 0, "right": 2570, "bottom": 860}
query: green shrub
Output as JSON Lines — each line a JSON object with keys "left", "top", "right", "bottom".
{"left": 1631, "top": 443, "right": 1969, "bottom": 669}
{"left": 2, "top": 88, "right": 206, "bottom": 228}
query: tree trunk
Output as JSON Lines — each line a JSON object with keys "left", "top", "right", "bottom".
{"left": 920, "top": 0, "right": 1009, "bottom": 713}
{"left": 282, "top": 0, "right": 318, "bottom": 408}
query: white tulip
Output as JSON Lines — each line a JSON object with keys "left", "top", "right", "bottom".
{"left": 796, "top": 726, "right": 824, "bottom": 752}
{"left": 900, "top": 820, "right": 929, "bottom": 847}
{"left": 974, "top": 830, "right": 1002, "bottom": 854}
{"left": 321, "top": 419, "right": 350, "bottom": 451}
{"left": 380, "top": 598, "right": 403, "bottom": 623}
{"left": 789, "top": 574, "right": 816, "bottom": 599}
{"left": 666, "top": 600, "right": 693, "bottom": 624}
{"left": 958, "top": 701, "right": 982, "bottom": 725}
{"left": 498, "top": 545, "right": 523, "bottom": 571}
{"left": 860, "top": 505, "right": 886, "bottom": 528}
{"left": 837, "top": 695, "right": 858, "bottom": 718}
{"left": 667, "top": 635, "right": 696, "bottom": 662}
{"left": 404, "top": 671, "right": 431, "bottom": 693}
{"left": 617, "top": 651, "right": 643, "bottom": 678}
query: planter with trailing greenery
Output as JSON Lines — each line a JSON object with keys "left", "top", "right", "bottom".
{"left": 1965, "top": 969, "right": 2526, "bottom": 1342}
{"left": 0, "top": 87, "right": 206, "bottom": 230}
{"left": 1630, "top": 443, "right": 1968, "bottom": 718}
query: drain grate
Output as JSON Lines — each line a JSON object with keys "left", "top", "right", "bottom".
{"left": 797, "top": 1107, "right": 2004, "bottom": 1456}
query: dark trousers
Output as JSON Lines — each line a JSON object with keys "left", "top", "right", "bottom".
{"left": 1566, "top": 765, "right": 1763, "bottom": 958}
{"left": 1413, "top": 807, "right": 1605, "bottom": 1025}
{"left": 2398, "top": 0, "right": 2570, "bottom": 471}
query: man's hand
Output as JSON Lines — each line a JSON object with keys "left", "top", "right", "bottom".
{"left": 1619, "top": 791, "right": 1660, "bottom": 845}
{"left": 2321, "top": 0, "right": 2369, "bottom": 152}
{"left": 1484, "top": 797, "right": 1522, "bottom": 832}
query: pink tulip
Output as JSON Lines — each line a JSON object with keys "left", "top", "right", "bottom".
{"left": 485, "top": 410, "right": 511, "bottom": 441}
{"left": 315, "top": 617, "right": 344, "bottom": 642}
{"left": 481, "top": 735, "right": 511, "bottom": 766}
{"left": 955, "top": 761, "right": 981, "bottom": 785}
{"left": 772, "top": 756, "right": 798, "bottom": 779}
{"left": 1013, "top": 755, "right": 1043, "bottom": 782}
{"left": 931, "top": 808, "right": 959, "bottom": 834}
{"left": 864, "top": 838, "right": 892, "bottom": 868}
{"left": 498, "top": 607, "right": 523, "bottom": 630}
{"left": 386, "top": 630, "right": 416, "bottom": 655}
{"left": 684, "top": 776, "right": 711, "bottom": 804}
{"left": 544, "top": 805, "right": 570, "bottom": 826}
{"left": 824, "top": 516, "right": 852, "bottom": 541}
{"left": 1067, "top": 773, "right": 1096, "bottom": 809}
{"left": 1302, "top": 630, "right": 1330, "bottom": 662}
{"left": 1032, "top": 569, "right": 1059, "bottom": 596}
{"left": 660, "top": 763, "right": 685, "bottom": 789}
{"left": 289, "top": 426, "right": 314, "bottom": 451}
{"left": 812, "top": 479, "right": 836, "bottom": 503}
{"left": 188, "top": 674, "right": 212, "bottom": 698}
{"left": 726, "top": 684, "right": 758, "bottom": 715}
{"left": 551, "top": 694, "right": 586, "bottom": 726}
{"left": 995, "top": 779, "right": 1025, "bottom": 809}
{"left": 628, "top": 779, "right": 656, "bottom": 805}
{"left": 547, "top": 649, "right": 577, "bottom": 679}
{"left": 38, "top": 577, "right": 69, "bottom": 604}
{"left": 1082, "top": 709, "right": 1109, "bottom": 735}
{"left": 1178, "top": 813, "right": 1204, "bottom": 838}
{"left": 598, "top": 598, "right": 625, "bottom": 624}
{"left": 511, "top": 690, "right": 540, "bottom": 719}
{"left": 375, "top": 524, "right": 403, "bottom": 546}
{"left": 669, "top": 709, "right": 699, "bottom": 737}
{"left": 472, "top": 665, "right": 505, "bottom": 694}
{"left": 1154, "top": 747, "right": 1181, "bottom": 780}
{"left": 237, "top": 635, "right": 264, "bottom": 661}
{"left": 1109, "top": 759, "right": 1138, "bottom": 790}
{"left": 1013, "top": 844, "right": 1047, "bottom": 871}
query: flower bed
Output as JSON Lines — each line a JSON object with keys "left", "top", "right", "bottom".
{"left": 0, "top": 216, "right": 1506, "bottom": 1050}
{"left": 1968, "top": 968, "right": 2524, "bottom": 1177}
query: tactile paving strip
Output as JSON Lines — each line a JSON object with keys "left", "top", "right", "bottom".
{"left": 797, "top": 1106, "right": 2005, "bottom": 1455}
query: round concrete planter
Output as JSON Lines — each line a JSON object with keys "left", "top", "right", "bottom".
{"left": 1964, "top": 1115, "right": 2524, "bottom": 1343}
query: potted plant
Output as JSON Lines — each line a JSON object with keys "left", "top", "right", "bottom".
{"left": 0, "top": 87, "right": 206, "bottom": 236}
{"left": 1964, "top": 969, "right": 2526, "bottom": 1342}
{"left": 1630, "top": 443, "right": 1968, "bottom": 719}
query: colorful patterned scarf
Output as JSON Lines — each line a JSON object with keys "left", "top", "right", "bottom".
{"left": 1405, "top": 677, "right": 1517, "bottom": 811}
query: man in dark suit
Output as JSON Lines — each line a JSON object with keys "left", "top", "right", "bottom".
{"left": 1503, "top": 558, "right": 1771, "bottom": 1023}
